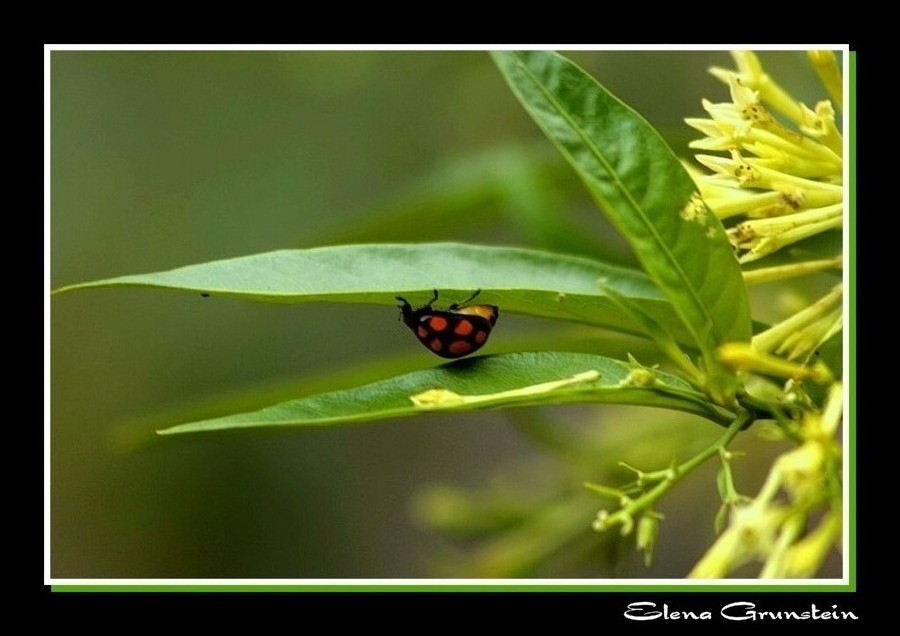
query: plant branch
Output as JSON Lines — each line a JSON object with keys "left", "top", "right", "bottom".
{"left": 594, "top": 411, "right": 751, "bottom": 533}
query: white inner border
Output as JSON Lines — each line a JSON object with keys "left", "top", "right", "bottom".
{"left": 45, "top": 43, "right": 852, "bottom": 587}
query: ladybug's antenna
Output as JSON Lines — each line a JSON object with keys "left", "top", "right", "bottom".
{"left": 429, "top": 289, "right": 439, "bottom": 305}
{"left": 450, "top": 289, "right": 481, "bottom": 310}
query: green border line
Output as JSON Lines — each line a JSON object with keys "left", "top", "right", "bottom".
{"left": 847, "top": 50, "right": 856, "bottom": 591}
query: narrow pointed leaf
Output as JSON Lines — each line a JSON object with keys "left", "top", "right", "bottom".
{"left": 158, "top": 352, "right": 731, "bottom": 434}
{"left": 492, "top": 51, "right": 752, "bottom": 356}
{"left": 54, "top": 243, "right": 694, "bottom": 342}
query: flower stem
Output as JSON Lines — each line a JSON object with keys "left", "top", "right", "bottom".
{"left": 595, "top": 412, "right": 750, "bottom": 533}
{"left": 752, "top": 284, "right": 842, "bottom": 353}
{"left": 742, "top": 257, "right": 842, "bottom": 285}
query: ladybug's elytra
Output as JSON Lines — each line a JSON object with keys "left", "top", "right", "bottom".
{"left": 396, "top": 289, "right": 499, "bottom": 359}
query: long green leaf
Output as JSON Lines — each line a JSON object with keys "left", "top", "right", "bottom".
{"left": 492, "top": 51, "right": 751, "bottom": 357}
{"left": 158, "top": 352, "right": 731, "bottom": 434}
{"left": 111, "top": 327, "right": 665, "bottom": 451}
{"left": 54, "top": 243, "right": 692, "bottom": 341}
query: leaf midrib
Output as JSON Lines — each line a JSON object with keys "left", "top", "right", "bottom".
{"left": 511, "top": 54, "right": 721, "bottom": 350}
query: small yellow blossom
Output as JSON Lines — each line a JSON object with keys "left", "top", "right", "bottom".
{"left": 709, "top": 51, "right": 807, "bottom": 124}
{"left": 774, "top": 441, "right": 826, "bottom": 500}
{"left": 690, "top": 502, "right": 788, "bottom": 577}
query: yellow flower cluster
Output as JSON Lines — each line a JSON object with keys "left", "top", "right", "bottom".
{"left": 686, "top": 51, "right": 843, "bottom": 264}
{"left": 691, "top": 51, "right": 845, "bottom": 367}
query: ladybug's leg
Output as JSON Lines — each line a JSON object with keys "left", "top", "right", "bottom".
{"left": 449, "top": 289, "right": 481, "bottom": 310}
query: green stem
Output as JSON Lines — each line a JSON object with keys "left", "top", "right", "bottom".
{"left": 649, "top": 384, "right": 735, "bottom": 427}
{"left": 676, "top": 411, "right": 748, "bottom": 474}
{"left": 597, "top": 412, "right": 751, "bottom": 532}
{"left": 738, "top": 393, "right": 807, "bottom": 443}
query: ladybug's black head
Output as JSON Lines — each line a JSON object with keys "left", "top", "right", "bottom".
{"left": 396, "top": 296, "right": 417, "bottom": 327}
{"left": 396, "top": 291, "right": 438, "bottom": 322}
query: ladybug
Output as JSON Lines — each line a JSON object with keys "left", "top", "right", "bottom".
{"left": 396, "top": 289, "right": 499, "bottom": 359}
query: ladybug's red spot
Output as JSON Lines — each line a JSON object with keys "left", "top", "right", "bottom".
{"left": 448, "top": 340, "right": 472, "bottom": 355}
{"left": 474, "top": 331, "right": 488, "bottom": 344}
{"left": 429, "top": 316, "right": 448, "bottom": 331}
{"left": 453, "top": 320, "right": 473, "bottom": 336}
{"left": 417, "top": 325, "right": 429, "bottom": 338}
{"left": 429, "top": 338, "right": 443, "bottom": 352}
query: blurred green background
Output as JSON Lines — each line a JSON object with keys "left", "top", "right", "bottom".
{"left": 50, "top": 49, "right": 835, "bottom": 578}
